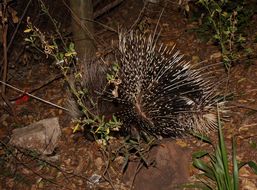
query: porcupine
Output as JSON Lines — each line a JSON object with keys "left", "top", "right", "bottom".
{"left": 71, "top": 31, "right": 225, "bottom": 138}
{"left": 104, "top": 30, "right": 225, "bottom": 137}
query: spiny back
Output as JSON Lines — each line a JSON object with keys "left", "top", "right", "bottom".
{"left": 105, "top": 31, "right": 224, "bottom": 137}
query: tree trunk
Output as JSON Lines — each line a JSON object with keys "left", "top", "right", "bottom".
{"left": 70, "top": 0, "right": 95, "bottom": 61}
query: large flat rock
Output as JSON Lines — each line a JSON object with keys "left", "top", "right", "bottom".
{"left": 123, "top": 140, "right": 190, "bottom": 190}
{"left": 10, "top": 117, "right": 61, "bottom": 155}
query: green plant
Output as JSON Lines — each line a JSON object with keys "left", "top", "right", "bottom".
{"left": 23, "top": 1, "right": 122, "bottom": 144}
{"left": 112, "top": 134, "right": 158, "bottom": 172}
{"left": 192, "top": 0, "right": 257, "bottom": 70}
{"left": 197, "top": 0, "right": 239, "bottom": 69}
{"left": 190, "top": 110, "right": 257, "bottom": 190}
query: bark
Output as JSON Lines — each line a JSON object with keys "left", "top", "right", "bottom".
{"left": 70, "top": 0, "right": 96, "bottom": 61}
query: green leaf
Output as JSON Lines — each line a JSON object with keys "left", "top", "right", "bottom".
{"left": 191, "top": 132, "right": 213, "bottom": 145}
{"left": 24, "top": 28, "right": 32, "bottom": 33}
{"left": 180, "top": 183, "right": 211, "bottom": 190}
{"left": 217, "top": 108, "right": 232, "bottom": 189}
{"left": 192, "top": 150, "right": 209, "bottom": 159}
{"left": 24, "top": 38, "right": 32, "bottom": 42}
{"left": 213, "top": 34, "right": 220, "bottom": 40}
{"left": 106, "top": 73, "right": 114, "bottom": 81}
{"left": 65, "top": 51, "right": 77, "bottom": 57}
{"left": 84, "top": 119, "right": 95, "bottom": 124}
{"left": 232, "top": 137, "right": 239, "bottom": 190}
{"left": 193, "top": 159, "right": 215, "bottom": 180}
{"left": 69, "top": 42, "right": 75, "bottom": 50}
{"left": 112, "top": 62, "right": 120, "bottom": 72}
{"left": 248, "top": 161, "right": 257, "bottom": 174}
{"left": 73, "top": 123, "right": 82, "bottom": 133}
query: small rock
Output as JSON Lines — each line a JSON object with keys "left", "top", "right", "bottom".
{"left": 114, "top": 156, "right": 126, "bottom": 171}
{"left": 77, "top": 179, "right": 84, "bottom": 186}
{"left": 9, "top": 117, "right": 61, "bottom": 155}
{"left": 87, "top": 174, "right": 102, "bottom": 188}
{"left": 95, "top": 157, "right": 104, "bottom": 171}
{"left": 114, "top": 156, "right": 125, "bottom": 165}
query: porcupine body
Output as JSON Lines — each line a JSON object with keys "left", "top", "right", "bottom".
{"left": 103, "top": 31, "right": 224, "bottom": 137}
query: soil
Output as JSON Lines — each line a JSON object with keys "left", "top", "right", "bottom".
{"left": 1, "top": 0, "right": 257, "bottom": 189}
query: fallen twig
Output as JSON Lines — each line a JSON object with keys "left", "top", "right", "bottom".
{"left": 0, "top": 80, "right": 69, "bottom": 112}
{"left": 10, "top": 74, "right": 63, "bottom": 101}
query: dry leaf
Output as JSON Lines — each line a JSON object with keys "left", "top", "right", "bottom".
{"left": 175, "top": 139, "right": 188, "bottom": 147}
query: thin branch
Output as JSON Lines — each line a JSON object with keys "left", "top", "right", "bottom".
{"left": 93, "top": 0, "right": 124, "bottom": 19}
{"left": 38, "top": 0, "right": 67, "bottom": 49}
{"left": 153, "top": 6, "right": 165, "bottom": 40}
{"left": 100, "top": 148, "right": 117, "bottom": 190}
{"left": 7, "top": 0, "right": 32, "bottom": 51}
{"left": 1, "top": 1, "right": 8, "bottom": 94}
{"left": 80, "top": 18, "right": 118, "bottom": 33}
{"left": 129, "top": 2, "right": 146, "bottom": 31}
{"left": 231, "top": 103, "right": 257, "bottom": 112}
{"left": 0, "top": 140, "right": 91, "bottom": 184}
{"left": 10, "top": 74, "right": 63, "bottom": 101}
{"left": 129, "top": 161, "right": 144, "bottom": 190}
{"left": 62, "top": 0, "right": 95, "bottom": 41}
{"left": 0, "top": 141, "right": 72, "bottom": 190}
{"left": 1, "top": 92, "right": 17, "bottom": 119}
{"left": 0, "top": 80, "right": 69, "bottom": 112}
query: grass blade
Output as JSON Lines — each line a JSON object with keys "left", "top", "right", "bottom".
{"left": 232, "top": 137, "right": 239, "bottom": 190}
{"left": 217, "top": 107, "right": 232, "bottom": 189}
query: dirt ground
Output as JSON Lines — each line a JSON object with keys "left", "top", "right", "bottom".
{"left": 1, "top": 0, "right": 257, "bottom": 189}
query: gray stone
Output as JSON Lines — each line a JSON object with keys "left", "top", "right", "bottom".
{"left": 9, "top": 117, "right": 61, "bottom": 155}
